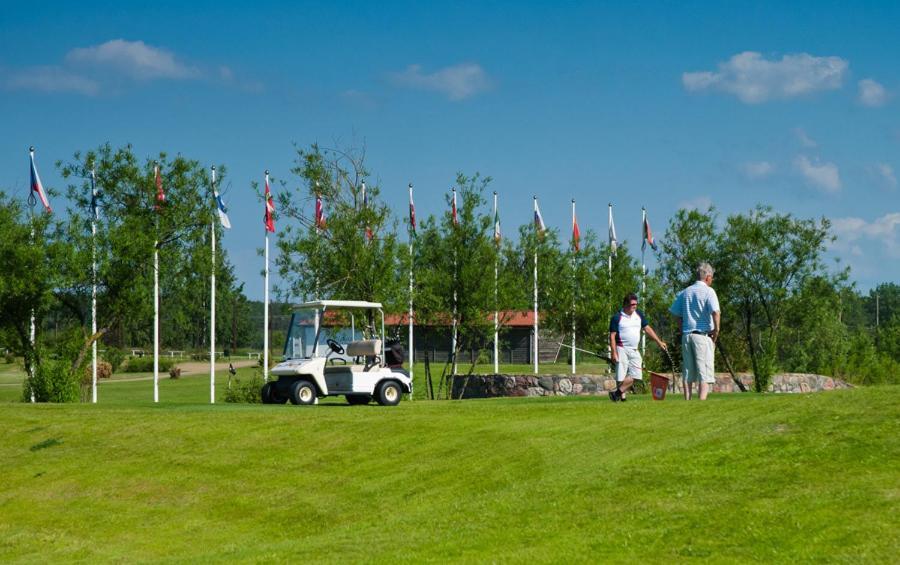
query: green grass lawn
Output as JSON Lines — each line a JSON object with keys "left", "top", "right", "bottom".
{"left": 0, "top": 365, "right": 897, "bottom": 562}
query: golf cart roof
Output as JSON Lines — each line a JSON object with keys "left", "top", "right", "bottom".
{"left": 292, "top": 300, "right": 384, "bottom": 310}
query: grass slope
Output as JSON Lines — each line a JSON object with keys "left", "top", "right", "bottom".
{"left": 0, "top": 381, "right": 898, "bottom": 562}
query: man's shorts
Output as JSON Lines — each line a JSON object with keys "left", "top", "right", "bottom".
{"left": 616, "top": 346, "right": 642, "bottom": 382}
{"left": 682, "top": 333, "right": 715, "bottom": 384}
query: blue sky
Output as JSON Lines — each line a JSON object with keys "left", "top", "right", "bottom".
{"left": 2, "top": 1, "right": 898, "bottom": 300}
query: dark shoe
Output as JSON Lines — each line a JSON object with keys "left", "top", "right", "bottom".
{"left": 619, "top": 394, "right": 627, "bottom": 402}
{"left": 608, "top": 390, "right": 619, "bottom": 402}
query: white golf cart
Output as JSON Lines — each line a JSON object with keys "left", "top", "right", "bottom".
{"left": 261, "top": 300, "right": 411, "bottom": 406}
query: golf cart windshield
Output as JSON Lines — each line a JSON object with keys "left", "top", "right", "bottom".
{"left": 282, "top": 300, "right": 385, "bottom": 360}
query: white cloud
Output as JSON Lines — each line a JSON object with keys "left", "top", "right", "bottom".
{"left": 66, "top": 39, "right": 198, "bottom": 80}
{"left": 831, "top": 212, "right": 900, "bottom": 258}
{"left": 678, "top": 196, "right": 713, "bottom": 211}
{"left": 682, "top": 51, "right": 848, "bottom": 104}
{"left": 740, "top": 161, "right": 775, "bottom": 179}
{"left": 870, "top": 163, "right": 898, "bottom": 189}
{"left": 390, "top": 63, "right": 491, "bottom": 100}
{"left": 858, "top": 78, "right": 888, "bottom": 107}
{"left": 3, "top": 65, "right": 99, "bottom": 95}
{"left": 793, "top": 127, "right": 817, "bottom": 148}
{"left": 794, "top": 155, "right": 841, "bottom": 193}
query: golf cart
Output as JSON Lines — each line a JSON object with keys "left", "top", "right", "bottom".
{"left": 261, "top": 300, "right": 411, "bottom": 406}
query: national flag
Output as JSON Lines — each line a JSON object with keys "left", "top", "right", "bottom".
{"left": 533, "top": 197, "right": 546, "bottom": 234}
{"left": 264, "top": 171, "right": 275, "bottom": 233}
{"left": 154, "top": 164, "right": 166, "bottom": 210}
{"left": 90, "top": 169, "right": 99, "bottom": 221}
{"left": 315, "top": 194, "right": 326, "bottom": 230}
{"left": 493, "top": 192, "right": 501, "bottom": 244}
{"left": 572, "top": 209, "right": 581, "bottom": 252}
{"left": 608, "top": 204, "right": 618, "bottom": 256}
{"left": 451, "top": 188, "right": 458, "bottom": 226}
{"left": 642, "top": 211, "right": 657, "bottom": 251}
{"left": 214, "top": 189, "right": 231, "bottom": 229}
{"left": 408, "top": 184, "right": 416, "bottom": 234}
{"left": 29, "top": 148, "right": 52, "bottom": 213}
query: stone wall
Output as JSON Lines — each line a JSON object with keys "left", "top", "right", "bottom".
{"left": 450, "top": 372, "right": 851, "bottom": 399}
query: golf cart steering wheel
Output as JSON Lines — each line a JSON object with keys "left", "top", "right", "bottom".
{"left": 326, "top": 338, "right": 344, "bottom": 355}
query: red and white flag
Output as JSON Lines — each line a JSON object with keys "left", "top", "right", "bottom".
{"left": 572, "top": 207, "right": 581, "bottom": 252}
{"left": 29, "top": 148, "right": 52, "bottom": 213}
{"left": 533, "top": 197, "right": 546, "bottom": 235}
{"left": 408, "top": 184, "right": 416, "bottom": 234}
{"left": 264, "top": 172, "right": 275, "bottom": 233}
{"left": 154, "top": 164, "right": 166, "bottom": 210}
{"left": 642, "top": 210, "right": 657, "bottom": 251}
{"left": 451, "top": 188, "right": 459, "bottom": 226}
{"left": 315, "top": 194, "right": 326, "bottom": 230}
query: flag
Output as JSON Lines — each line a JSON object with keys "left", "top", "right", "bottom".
{"left": 214, "top": 189, "right": 231, "bottom": 229}
{"left": 264, "top": 172, "right": 275, "bottom": 233}
{"left": 573, "top": 209, "right": 581, "bottom": 252}
{"left": 493, "top": 194, "right": 501, "bottom": 244}
{"left": 451, "top": 188, "right": 458, "bottom": 226}
{"left": 90, "top": 170, "right": 99, "bottom": 221}
{"left": 408, "top": 184, "right": 416, "bottom": 234}
{"left": 154, "top": 164, "right": 166, "bottom": 210}
{"left": 608, "top": 204, "right": 618, "bottom": 256}
{"left": 361, "top": 182, "right": 372, "bottom": 242}
{"left": 315, "top": 194, "right": 326, "bottom": 230}
{"left": 29, "top": 149, "right": 52, "bottom": 213}
{"left": 533, "top": 197, "right": 546, "bottom": 234}
{"left": 642, "top": 211, "right": 657, "bottom": 251}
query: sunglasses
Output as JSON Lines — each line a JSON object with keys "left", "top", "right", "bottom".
{"left": 627, "top": 302, "right": 638, "bottom": 307}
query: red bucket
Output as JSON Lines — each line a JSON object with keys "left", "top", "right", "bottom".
{"left": 649, "top": 372, "right": 670, "bottom": 401}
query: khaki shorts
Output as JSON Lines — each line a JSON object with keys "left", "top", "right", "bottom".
{"left": 682, "top": 333, "right": 715, "bottom": 384}
{"left": 615, "top": 346, "right": 643, "bottom": 381}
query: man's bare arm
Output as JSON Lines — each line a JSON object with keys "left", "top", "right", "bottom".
{"left": 644, "top": 325, "right": 667, "bottom": 351}
{"left": 711, "top": 312, "right": 721, "bottom": 342}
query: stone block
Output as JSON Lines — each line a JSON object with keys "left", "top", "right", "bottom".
{"left": 559, "top": 378, "right": 573, "bottom": 394}
{"left": 603, "top": 379, "right": 617, "bottom": 391}
{"left": 799, "top": 382, "right": 811, "bottom": 393}
{"left": 538, "top": 377, "right": 555, "bottom": 391}
{"left": 525, "top": 387, "right": 543, "bottom": 397}
{"left": 572, "top": 383, "right": 583, "bottom": 394}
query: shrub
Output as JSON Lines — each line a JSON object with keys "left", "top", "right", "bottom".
{"left": 169, "top": 366, "right": 182, "bottom": 379}
{"left": 104, "top": 347, "right": 126, "bottom": 373}
{"left": 82, "top": 361, "right": 112, "bottom": 381}
{"left": 224, "top": 371, "right": 263, "bottom": 403}
{"left": 124, "top": 356, "right": 175, "bottom": 373}
{"left": 25, "top": 359, "right": 80, "bottom": 403}
{"left": 4, "top": 351, "right": 14, "bottom": 364}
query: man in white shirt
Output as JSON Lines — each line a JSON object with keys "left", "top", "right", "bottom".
{"left": 669, "top": 262, "right": 721, "bottom": 400}
{"left": 608, "top": 293, "right": 667, "bottom": 402}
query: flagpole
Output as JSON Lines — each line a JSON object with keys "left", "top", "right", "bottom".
{"left": 91, "top": 168, "right": 98, "bottom": 403}
{"left": 641, "top": 206, "right": 647, "bottom": 359}
{"left": 493, "top": 191, "right": 499, "bottom": 375}
{"left": 153, "top": 162, "right": 160, "bottom": 404}
{"left": 608, "top": 203, "right": 614, "bottom": 362}
{"left": 264, "top": 170, "right": 270, "bottom": 383}
{"left": 571, "top": 199, "right": 576, "bottom": 376}
{"left": 28, "top": 147, "right": 37, "bottom": 403}
{"left": 210, "top": 166, "right": 217, "bottom": 403}
{"left": 451, "top": 188, "right": 458, "bottom": 376}
{"left": 533, "top": 196, "right": 539, "bottom": 375}
{"left": 408, "top": 183, "right": 415, "bottom": 399}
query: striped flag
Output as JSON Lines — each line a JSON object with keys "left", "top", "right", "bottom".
{"left": 493, "top": 192, "right": 500, "bottom": 244}
{"left": 451, "top": 188, "right": 459, "bottom": 226}
{"left": 642, "top": 211, "right": 657, "bottom": 251}
{"left": 608, "top": 204, "right": 618, "bottom": 256}
{"left": 408, "top": 184, "right": 416, "bottom": 234}
{"left": 533, "top": 197, "right": 546, "bottom": 234}
{"left": 154, "top": 164, "right": 166, "bottom": 210}
{"left": 264, "top": 171, "right": 275, "bottom": 233}
{"left": 572, "top": 205, "right": 581, "bottom": 252}
{"left": 315, "top": 194, "right": 326, "bottom": 230}
{"left": 29, "top": 148, "right": 52, "bottom": 213}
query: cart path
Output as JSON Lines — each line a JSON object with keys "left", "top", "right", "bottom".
{"left": 100, "top": 359, "right": 260, "bottom": 383}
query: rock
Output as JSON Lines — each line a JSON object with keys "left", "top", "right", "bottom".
{"left": 559, "top": 378, "right": 573, "bottom": 394}
{"left": 539, "top": 377, "right": 555, "bottom": 391}
{"left": 824, "top": 378, "right": 834, "bottom": 390}
{"left": 603, "top": 379, "right": 617, "bottom": 391}
{"left": 525, "top": 387, "right": 544, "bottom": 397}
{"left": 572, "top": 383, "right": 583, "bottom": 394}
{"left": 800, "top": 382, "right": 811, "bottom": 393}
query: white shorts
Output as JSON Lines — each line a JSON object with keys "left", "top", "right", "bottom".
{"left": 682, "top": 333, "right": 715, "bottom": 384}
{"left": 616, "top": 346, "right": 642, "bottom": 381}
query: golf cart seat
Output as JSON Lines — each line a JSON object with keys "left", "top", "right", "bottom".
{"left": 346, "top": 339, "right": 381, "bottom": 371}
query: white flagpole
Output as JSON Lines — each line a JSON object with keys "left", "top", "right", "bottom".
{"left": 451, "top": 188, "right": 458, "bottom": 376}
{"left": 153, "top": 238, "right": 159, "bottom": 402}
{"left": 91, "top": 168, "right": 98, "bottom": 403}
{"left": 29, "top": 218, "right": 36, "bottom": 403}
{"left": 493, "top": 191, "right": 499, "bottom": 374}
{"left": 408, "top": 183, "right": 415, "bottom": 399}
{"left": 608, "top": 203, "right": 614, "bottom": 362}
{"left": 210, "top": 166, "right": 217, "bottom": 404}
{"left": 571, "top": 199, "right": 576, "bottom": 376}
{"left": 264, "top": 170, "right": 270, "bottom": 383}
{"left": 533, "top": 196, "right": 539, "bottom": 375}
{"left": 641, "top": 206, "right": 647, "bottom": 358}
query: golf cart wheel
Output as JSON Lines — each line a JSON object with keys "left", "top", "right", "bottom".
{"left": 289, "top": 379, "right": 317, "bottom": 406}
{"left": 346, "top": 394, "right": 371, "bottom": 406}
{"left": 376, "top": 380, "right": 402, "bottom": 406}
{"left": 260, "top": 382, "right": 275, "bottom": 404}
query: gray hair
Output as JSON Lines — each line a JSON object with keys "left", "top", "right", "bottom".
{"left": 696, "top": 262, "right": 715, "bottom": 280}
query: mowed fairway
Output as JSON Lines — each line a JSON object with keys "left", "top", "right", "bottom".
{"left": 0, "top": 372, "right": 897, "bottom": 562}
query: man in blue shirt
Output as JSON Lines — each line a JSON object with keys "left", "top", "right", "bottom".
{"left": 669, "top": 263, "right": 721, "bottom": 400}
{"left": 608, "top": 293, "right": 667, "bottom": 402}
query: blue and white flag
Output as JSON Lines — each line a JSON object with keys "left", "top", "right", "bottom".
{"left": 533, "top": 196, "right": 546, "bottom": 235}
{"left": 214, "top": 189, "right": 231, "bottom": 229}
